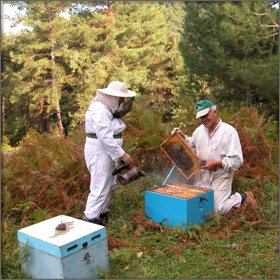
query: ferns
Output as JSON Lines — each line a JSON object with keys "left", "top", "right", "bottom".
{"left": 2, "top": 130, "right": 89, "bottom": 222}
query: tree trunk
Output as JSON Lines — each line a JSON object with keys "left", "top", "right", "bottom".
{"left": 55, "top": 101, "right": 64, "bottom": 135}
{"left": 51, "top": 50, "right": 64, "bottom": 136}
{"left": 1, "top": 96, "right": 5, "bottom": 140}
{"left": 48, "top": 6, "right": 64, "bottom": 136}
{"left": 38, "top": 97, "right": 50, "bottom": 134}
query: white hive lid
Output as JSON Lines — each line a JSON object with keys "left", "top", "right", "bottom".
{"left": 17, "top": 215, "right": 106, "bottom": 258}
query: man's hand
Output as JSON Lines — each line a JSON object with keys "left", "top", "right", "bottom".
{"left": 201, "top": 160, "right": 222, "bottom": 171}
{"left": 171, "top": 127, "right": 185, "bottom": 139}
{"left": 121, "top": 153, "right": 133, "bottom": 167}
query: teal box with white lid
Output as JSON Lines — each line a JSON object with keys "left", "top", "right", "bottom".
{"left": 145, "top": 166, "right": 214, "bottom": 230}
{"left": 17, "top": 215, "right": 109, "bottom": 279}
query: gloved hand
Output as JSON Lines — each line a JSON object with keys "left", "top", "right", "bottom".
{"left": 171, "top": 128, "right": 186, "bottom": 139}
{"left": 171, "top": 127, "right": 180, "bottom": 135}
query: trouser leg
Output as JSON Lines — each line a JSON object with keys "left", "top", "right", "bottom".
{"left": 216, "top": 192, "right": 242, "bottom": 214}
{"left": 84, "top": 148, "right": 116, "bottom": 219}
{"left": 101, "top": 161, "right": 117, "bottom": 214}
{"left": 211, "top": 175, "right": 242, "bottom": 215}
{"left": 100, "top": 138, "right": 122, "bottom": 215}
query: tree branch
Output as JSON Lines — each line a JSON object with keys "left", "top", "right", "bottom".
{"left": 225, "top": 11, "right": 278, "bottom": 28}
{"left": 261, "top": 2, "right": 279, "bottom": 28}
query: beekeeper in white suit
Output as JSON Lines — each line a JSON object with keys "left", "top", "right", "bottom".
{"left": 172, "top": 100, "right": 257, "bottom": 215}
{"left": 84, "top": 81, "right": 136, "bottom": 225}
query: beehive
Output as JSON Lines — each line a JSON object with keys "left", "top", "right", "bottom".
{"left": 145, "top": 167, "right": 214, "bottom": 229}
{"left": 145, "top": 132, "right": 214, "bottom": 230}
{"left": 17, "top": 215, "right": 109, "bottom": 279}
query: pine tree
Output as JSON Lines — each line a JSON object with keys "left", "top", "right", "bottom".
{"left": 1, "top": 33, "right": 29, "bottom": 145}
{"left": 179, "top": 1, "right": 279, "bottom": 120}
{"left": 65, "top": 1, "right": 185, "bottom": 123}
{"left": 4, "top": 1, "right": 75, "bottom": 136}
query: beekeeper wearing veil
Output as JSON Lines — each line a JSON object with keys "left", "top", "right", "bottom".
{"left": 83, "top": 81, "right": 136, "bottom": 225}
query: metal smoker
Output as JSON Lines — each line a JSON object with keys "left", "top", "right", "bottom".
{"left": 112, "top": 161, "right": 146, "bottom": 185}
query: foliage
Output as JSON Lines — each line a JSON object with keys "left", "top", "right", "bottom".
{"left": 230, "top": 107, "right": 278, "bottom": 181}
{"left": 1, "top": 218, "right": 30, "bottom": 279}
{"left": 179, "top": 1, "right": 279, "bottom": 120}
{"left": 1, "top": 1, "right": 184, "bottom": 145}
{"left": 122, "top": 95, "right": 174, "bottom": 172}
{"left": 1, "top": 129, "right": 89, "bottom": 228}
{"left": 2, "top": 1, "right": 77, "bottom": 139}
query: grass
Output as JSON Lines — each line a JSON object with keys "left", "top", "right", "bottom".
{"left": 108, "top": 231, "right": 278, "bottom": 279}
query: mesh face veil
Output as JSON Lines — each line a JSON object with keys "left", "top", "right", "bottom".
{"left": 113, "top": 97, "right": 135, "bottom": 118}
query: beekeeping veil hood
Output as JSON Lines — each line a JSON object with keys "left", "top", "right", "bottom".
{"left": 92, "top": 91, "right": 120, "bottom": 114}
{"left": 97, "top": 81, "right": 137, "bottom": 118}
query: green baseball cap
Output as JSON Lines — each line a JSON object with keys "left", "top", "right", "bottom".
{"left": 196, "top": 100, "right": 215, "bottom": 119}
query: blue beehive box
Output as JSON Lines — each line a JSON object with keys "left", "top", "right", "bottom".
{"left": 145, "top": 132, "right": 214, "bottom": 230}
{"left": 145, "top": 166, "right": 214, "bottom": 230}
{"left": 17, "top": 215, "right": 109, "bottom": 279}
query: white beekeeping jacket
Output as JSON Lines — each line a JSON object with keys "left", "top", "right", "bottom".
{"left": 185, "top": 119, "right": 243, "bottom": 188}
{"left": 85, "top": 101, "right": 126, "bottom": 161}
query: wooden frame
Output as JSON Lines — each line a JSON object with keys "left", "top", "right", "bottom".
{"left": 160, "top": 132, "right": 202, "bottom": 179}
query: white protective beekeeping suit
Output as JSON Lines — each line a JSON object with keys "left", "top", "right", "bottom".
{"left": 84, "top": 81, "right": 136, "bottom": 222}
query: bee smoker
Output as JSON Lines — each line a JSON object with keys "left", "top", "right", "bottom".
{"left": 112, "top": 161, "right": 146, "bottom": 185}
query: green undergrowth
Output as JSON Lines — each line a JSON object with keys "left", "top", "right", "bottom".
{"left": 1, "top": 106, "right": 279, "bottom": 279}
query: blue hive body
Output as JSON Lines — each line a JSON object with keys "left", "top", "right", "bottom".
{"left": 17, "top": 215, "right": 109, "bottom": 279}
{"left": 145, "top": 166, "right": 214, "bottom": 230}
